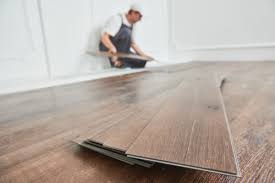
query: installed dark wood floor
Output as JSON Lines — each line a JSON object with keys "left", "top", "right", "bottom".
{"left": 0, "top": 62, "right": 274, "bottom": 183}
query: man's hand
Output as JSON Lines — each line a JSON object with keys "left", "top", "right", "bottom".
{"left": 131, "top": 42, "right": 154, "bottom": 60}
{"left": 109, "top": 46, "right": 117, "bottom": 55}
{"left": 109, "top": 46, "right": 118, "bottom": 64}
{"left": 101, "top": 33, "right": 117, "bottom": 55}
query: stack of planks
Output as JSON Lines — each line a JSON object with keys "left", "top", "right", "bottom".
{"left": 73, "top": 72, "right": 240, "bottom": 177}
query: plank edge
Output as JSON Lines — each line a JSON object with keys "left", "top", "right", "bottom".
{"left": 215, "top": 75, "right": 242, "bottom": 177}
{"left": 127, "top": 154, "right": 241, "bottom": 177}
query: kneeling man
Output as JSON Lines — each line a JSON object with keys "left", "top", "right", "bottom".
{"left": 99, "top": 4, "right": 150, "bottom": 68}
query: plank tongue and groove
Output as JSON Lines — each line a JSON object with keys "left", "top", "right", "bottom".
{"left": 89, "top": 93, "right": 169, "bottom": 152}
{"left": 126, "top": 74, "right": 239, "bottom": 176}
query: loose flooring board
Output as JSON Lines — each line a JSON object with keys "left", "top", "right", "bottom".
{"left": 73, "top": 104, "right": 139, "bottom": 144}
{"left": 73, "top": 64, "right": 240, "bottom": 174}
{"left": 72, "top": 77, "right": 178, "bottom": 145}
{"left": 126, "top": 74, "right": 240, "bottom": 176}
{"left": 87, "top": 51, "right": 154, "bottom": 61}
{"left": 89, "top": 92, "right": 170, "bottom": 152}
{"left": 73, "top": 68, "right": 200, "bottom": 148}
{"left": 70, "top": 71, "right": 195, "bottom": 145}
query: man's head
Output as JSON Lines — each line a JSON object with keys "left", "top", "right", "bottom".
{"left": 127, "top": 3, "right": 143, "bottom": 24}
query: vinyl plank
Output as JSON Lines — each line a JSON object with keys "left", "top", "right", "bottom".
{"left": 126, "top": 74, "right": 239, "bottom": 176}
{"left": 73, "top": 105, "right": 139, "bottom": 145}
{"left": 73, "top": 70, "right": 200, "bottom": 146}
{"left": 86, "top": 64, "right": 219, "bottom": 152}
{"left": 90, "top": 92, "right": 169, "bottom": 152}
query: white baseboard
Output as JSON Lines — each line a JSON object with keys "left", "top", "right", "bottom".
{"left": 169, "top": 45, "right": 275, "bottom": 62}
{"left": 0, "top": 69, "right": 144, "bottom": 96}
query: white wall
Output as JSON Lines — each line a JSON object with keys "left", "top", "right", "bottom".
{"left": 169, "top": 0, "right": 275, "bottom": 61}
{"left": 0, "top": 0, "right": 49, "bottom": 83}
{"left": 0, "top": 0, "right": 168, "bottom": 93}
{"left": 1, "top": 0, "right": 275, "bottom": 94}
{"left": 39, "top": 0, "right": 100, "bottom": 78}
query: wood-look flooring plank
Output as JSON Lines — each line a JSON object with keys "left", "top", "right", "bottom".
{"left": 79, "top": 64, "right": 218, "bottom": 152}
{"left": 90, "top": 92, "right": 169, "bottom": 152}
{"left": 73, "top": 105, "right": 139, "bottom": 144}
{"left": 72, "top": 74, "right": 186, "bottom": 142}
{"left": 72, "top": 68, "right": 206, "bottom": 146}
{"left": 127, "top": 74, "right": 239, "bottom": 175}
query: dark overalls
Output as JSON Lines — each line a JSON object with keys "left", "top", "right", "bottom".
{"left": 99, "top": 15, "right": 147, "bottom": 68}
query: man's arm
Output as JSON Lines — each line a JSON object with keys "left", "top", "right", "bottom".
{"left": 101, "top": 33, "right": 117, "bottom": 54}
{"left": 131, "top": 42, "right": 147, "bottom": 56}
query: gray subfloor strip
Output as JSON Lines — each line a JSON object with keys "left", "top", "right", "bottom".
{"left": 74, "top": 140, "right": 154, "bottom": 168}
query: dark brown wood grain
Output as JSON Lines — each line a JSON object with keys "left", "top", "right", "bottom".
{"left": 126, "top": 74, "right": 238, "bottom": 176}
{"left": 89, "top": 92, "right": 169, "bottom": 152}
{"left": 0, "top": 62, "right": 274, "bottom": 183}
